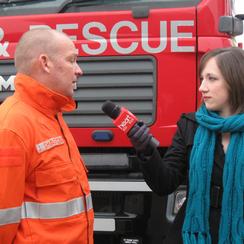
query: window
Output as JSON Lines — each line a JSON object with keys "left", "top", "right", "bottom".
{"left": 0, "top": 0, "right": 202, "bottom": 16}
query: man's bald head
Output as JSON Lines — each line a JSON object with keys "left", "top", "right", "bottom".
{"left": 14, "top": 28, "right": 73, "bottom": 74}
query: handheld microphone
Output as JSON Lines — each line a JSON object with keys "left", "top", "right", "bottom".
{"left": 101, "top": 100, "right": 159, "bottom": 148}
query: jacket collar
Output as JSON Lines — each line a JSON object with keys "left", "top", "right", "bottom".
{"left": 181, "top": 112, "right": 196, "bottom": 122}
{"left": 14, "top": 73, "right": 76, "bottom": 115}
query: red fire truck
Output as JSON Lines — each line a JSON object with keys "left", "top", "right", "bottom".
{"left": 0, "top": 0, "right": 243, "bottom": 243}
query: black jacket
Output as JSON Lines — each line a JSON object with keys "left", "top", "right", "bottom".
{"left": 139, "top": 113, "right": 225, "bottom": 244}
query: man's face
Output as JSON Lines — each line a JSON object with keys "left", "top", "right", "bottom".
{"left": 48, "top": 37, "right": 82, "bottom": 97}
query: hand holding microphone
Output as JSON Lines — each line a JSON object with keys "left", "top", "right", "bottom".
{"left": 127, "top": 122, "right": 154, "bottom": 154}
{"left": 102, "top": 100, "right": 159, "bottom": 155}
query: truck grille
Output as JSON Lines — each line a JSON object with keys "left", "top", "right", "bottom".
{"left": 68, "top": 56, "right": 156, "bottom": 127}
{"left": 0, "top": 56, "right": 156, "bottom": 127}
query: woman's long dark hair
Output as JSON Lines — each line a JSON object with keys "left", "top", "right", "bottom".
{"left": 199, "top": 47, "right": 244, "bottom": 113}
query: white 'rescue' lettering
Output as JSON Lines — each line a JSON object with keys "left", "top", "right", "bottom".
{"left": 0, "top": 76, "right": 15, "bottom": 91}
{"left": 142, "top": 21, "right": 167, "bottom": 53}
{"left": 0, "top": 27, "right": 10, "bottom": 57}
{"left": 82, "top": 22, "right": 107, "bottom": 55}
{"left": 30, "top": 25, "right": 51, "bottom": 30}
{"left": 27, "top": 20, "right": 195, "bottom": 55}
{"left": 110, "top": 21, "right": 138, "bottom": 54}
{"left": 171, "top": 20, "right": 194, "bottom": 52}
{"left": 56, "top": 24, "right": 78, "bottom": 41}
{"left": 30, "top": 24, "right": 79, "bottom": 41}
{"left": 0, "top": 27, "right": 4, "bottom": 41}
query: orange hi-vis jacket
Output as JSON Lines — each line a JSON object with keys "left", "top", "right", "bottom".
{"left": 0, "top": 73, "right": 94, "bottom": 244}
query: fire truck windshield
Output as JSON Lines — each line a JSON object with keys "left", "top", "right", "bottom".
{"left": 0, "top": 0, "right": 200, "bottom": 3}
{"left": 0, "top": 0, "right": 201, "bottom": 16}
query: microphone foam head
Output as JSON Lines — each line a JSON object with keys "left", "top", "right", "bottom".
{"left": 101, "top": 100, "right": 121, "bottom": 119}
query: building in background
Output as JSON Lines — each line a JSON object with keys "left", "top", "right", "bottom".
{"left": 234, "top": 0, "right": 244, "bottom": 46}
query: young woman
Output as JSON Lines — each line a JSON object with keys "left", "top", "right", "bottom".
{"left": 128, "top": 47, "right": 244, "bottom": 243}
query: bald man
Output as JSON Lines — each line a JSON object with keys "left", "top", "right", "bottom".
{"left": 0, "top": 29, "right": 94, "bottom": 244}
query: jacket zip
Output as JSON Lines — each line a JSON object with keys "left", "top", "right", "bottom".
{"left": 55, "top": 113, "right": 90, "bottom": 244}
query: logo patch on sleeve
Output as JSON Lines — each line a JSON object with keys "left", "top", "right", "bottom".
{"left": 36, "top": 136, "right": 65, "bottom": 153}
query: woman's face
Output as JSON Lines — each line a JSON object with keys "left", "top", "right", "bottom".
{"left": 199, "top": 57, "right": 232, "bottom": 117}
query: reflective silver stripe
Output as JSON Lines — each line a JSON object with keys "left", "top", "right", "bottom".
{"left": 0, "top": 206, "right": 21, "bottom": 226}
{"left": 0, "top": 194, "right": 93, "bottom": 225}
{"left": 22, "top": 194, "right": 93, "bottom": 219}
{"left": 86, "top": 194, "right": 93, "bottom": 210}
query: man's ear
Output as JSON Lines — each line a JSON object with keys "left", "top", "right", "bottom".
{"left": 39, "top": 54, "right": 51, "bottom": 73}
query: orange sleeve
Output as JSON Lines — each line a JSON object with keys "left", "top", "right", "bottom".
{"left": 0, "top": 129, "right": 27, "bottom": 243}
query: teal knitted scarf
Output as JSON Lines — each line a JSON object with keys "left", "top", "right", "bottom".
{"left": 182, "top": 105, "right": 244, "bottom": 244}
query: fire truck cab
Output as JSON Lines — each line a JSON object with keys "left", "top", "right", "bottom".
{"left": 0, "top": 0, "right": 243, "bottom": 243}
